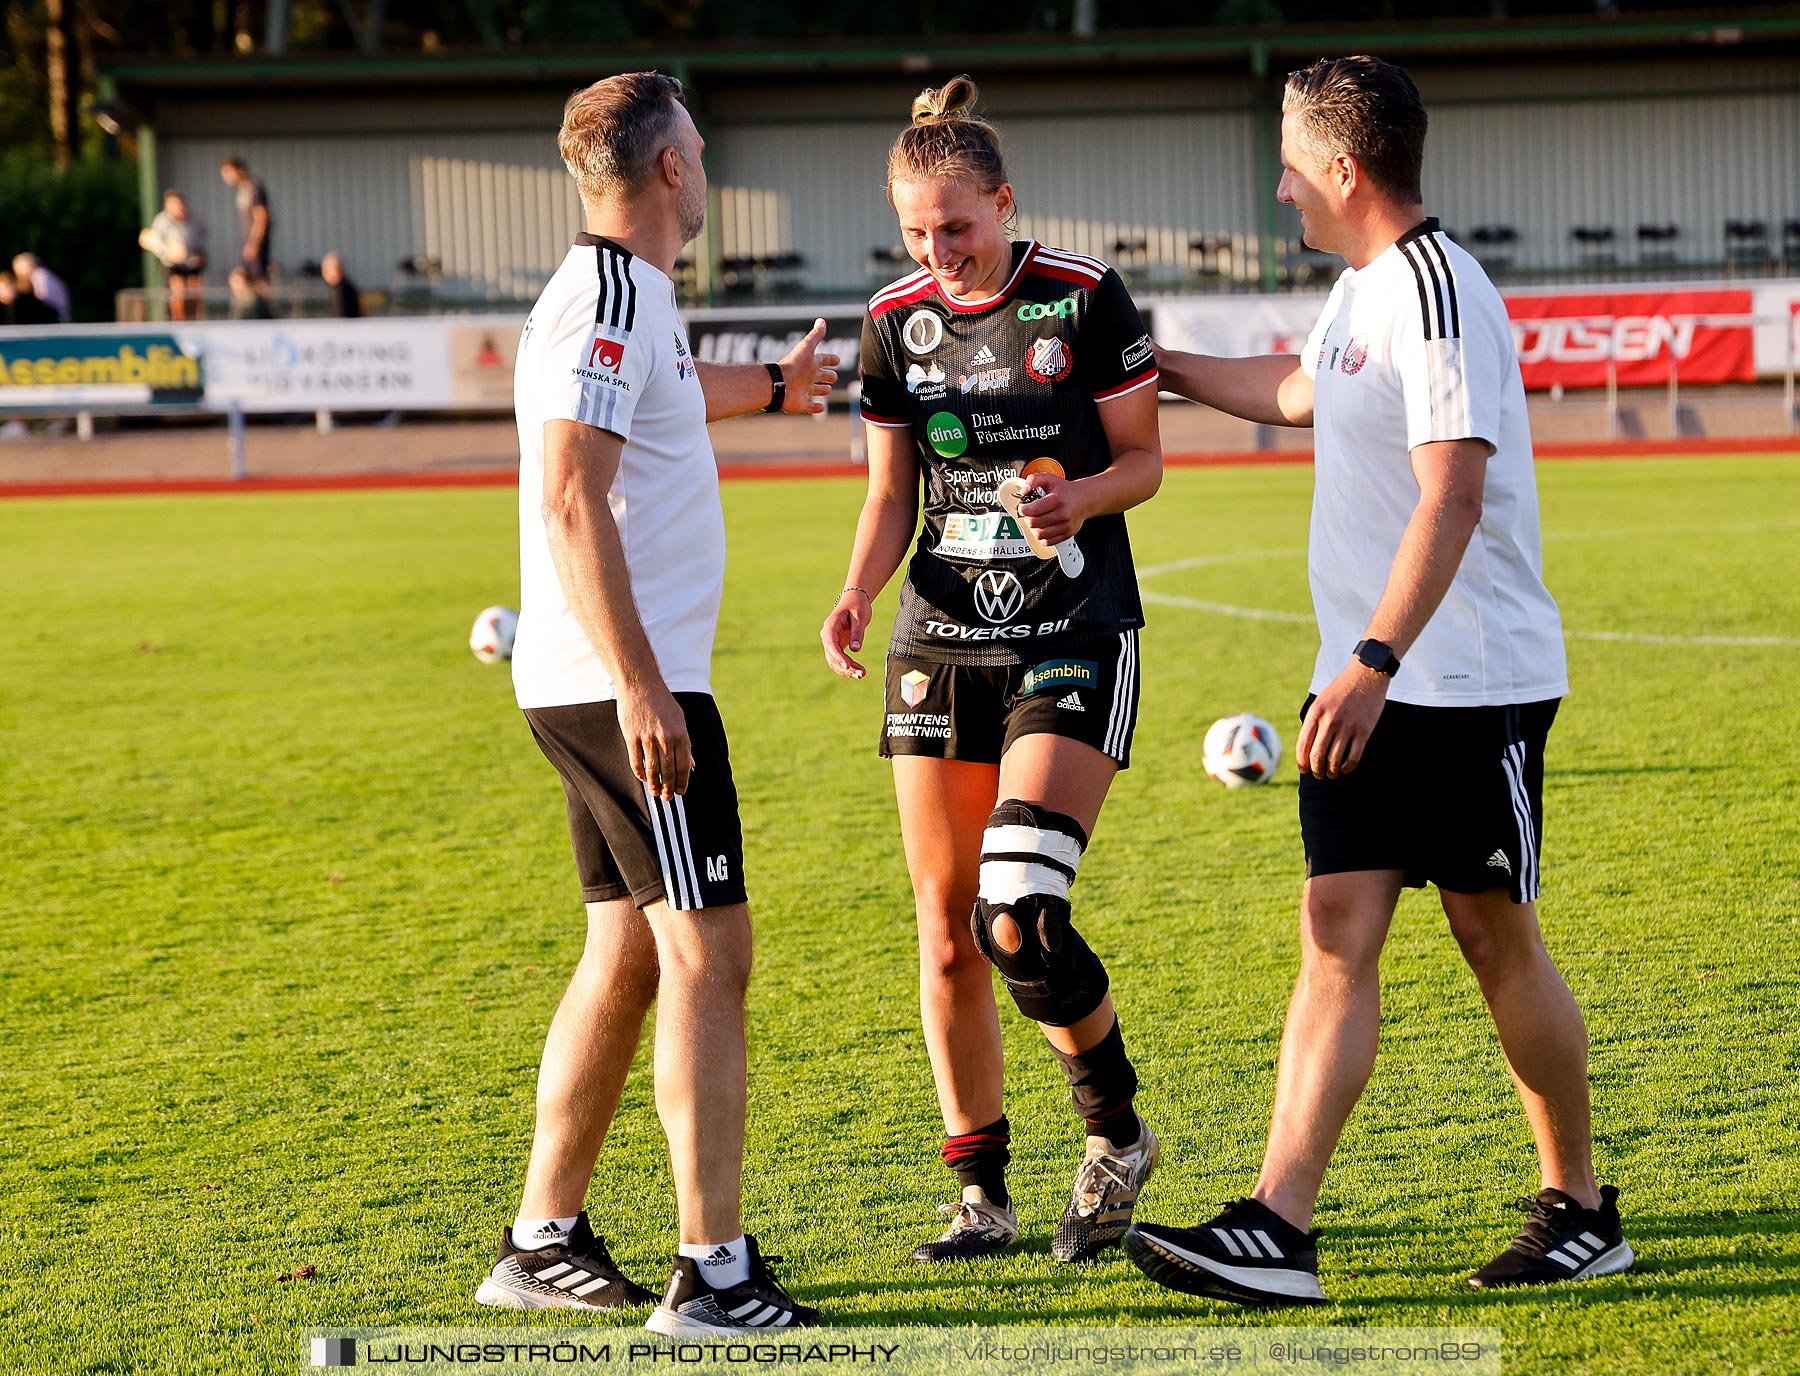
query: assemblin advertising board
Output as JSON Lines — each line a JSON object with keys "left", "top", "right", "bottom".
{"left": 3, "top": 284, "right": 1795, "bottom": 417}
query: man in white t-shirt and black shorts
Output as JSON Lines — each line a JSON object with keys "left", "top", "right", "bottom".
{"left": 473, "top": 71, "right": 833, "bottom": 1335}
{"left": 1125, "top": 56, "right": 1632, "bottom": 1305}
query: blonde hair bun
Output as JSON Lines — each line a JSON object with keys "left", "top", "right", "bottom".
{"left": 911, "top": 75, "right": 980, "bottom": 127}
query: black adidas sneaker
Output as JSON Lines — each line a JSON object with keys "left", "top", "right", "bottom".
{"left": 474, "top": 1213, "right": 657, "bottom": 1311}
{"left": 1124, "top": 1198, "right": 1325, "bottom": 1306}
{"left": 1468, "top": 1185, "right": 1634, "bottom": 1287}
{"left": 645, "top": 1234, "right": 820, "bottom": 1335}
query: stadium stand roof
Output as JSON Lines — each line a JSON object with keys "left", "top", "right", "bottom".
{"left": 102, "top": 9, "right": 1800, "bottom": 102}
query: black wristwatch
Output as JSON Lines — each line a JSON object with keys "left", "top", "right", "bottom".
{"left": 1353, "top": 638, "right": 1402, "bottom": 677}
{"left": 763, "top": 362, "right": 786, "bottom": 413}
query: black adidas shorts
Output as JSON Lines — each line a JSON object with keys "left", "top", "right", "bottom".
{"left": 880, "top": 630, "right": 1141, "bottom": 768}
{"left": 1297, "top": 695, "right": 1559, "bottom": 905}
{"left": 524, "top": 694, "right": 746, "bottom": 912}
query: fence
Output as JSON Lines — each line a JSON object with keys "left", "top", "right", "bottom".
{"left": 6, "top": 285, "right": 1799, "bottom": 474}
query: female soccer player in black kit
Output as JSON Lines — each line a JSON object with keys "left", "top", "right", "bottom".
{"left": 820, "top": 76, "right": 1164, "bottom": 1265}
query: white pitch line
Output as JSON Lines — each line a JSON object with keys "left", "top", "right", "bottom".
{"left": 1139, "top": 591, "right": 1315, "bottom": 624}
{"left": 1136, "top": 549, "right": 1305, "bottom": 578}
{"left": 1567, "top": 629, "right": 1800, "bottom": 647}
{"left": 1141, "top": 592, "right": 1799, "bottom": 647}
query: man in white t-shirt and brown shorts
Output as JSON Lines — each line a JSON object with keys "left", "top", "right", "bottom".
{"left": 1125, "top": 56, "right": 1633, "bottom": 1306}
{"left": 475, "top": 71, "right": 834, "bottom": 1335}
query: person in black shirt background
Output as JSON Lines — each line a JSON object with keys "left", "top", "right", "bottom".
{"left": 0, "top": 270, "right": 60, "bottom": 326}
{"left": 220, "top": 157, "right": 273, "bottom": 280}
{"left": 321, "top": 252, "right": 362, "bottom": 318}
{"left": 820, "top": 76, "right": 1164, "bottom": 1269}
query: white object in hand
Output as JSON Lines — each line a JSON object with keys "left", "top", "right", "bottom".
{"left": 996, "top": 476, "right": 1085, "bottom": 578}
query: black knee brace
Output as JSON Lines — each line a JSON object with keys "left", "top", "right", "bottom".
{"left": 968, "top": 800, "right": 1109, "bottom": 1027}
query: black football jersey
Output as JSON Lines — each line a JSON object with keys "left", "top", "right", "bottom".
{"left": 860, "top": 241, "right": 1158, "bottom": 665}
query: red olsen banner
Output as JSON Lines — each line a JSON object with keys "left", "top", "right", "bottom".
{"left": 1505, "top": 289, "right": 1755, "bottom": 390}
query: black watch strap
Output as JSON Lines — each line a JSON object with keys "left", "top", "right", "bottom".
{"left": 763, "top": 362, "right": 786, "bottom": 413}
{"left": 1354, "top": 638, "right": 1401, "bottom": 676}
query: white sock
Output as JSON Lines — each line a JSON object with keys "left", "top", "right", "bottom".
{"left": 678, "top": 1235, "right": 749, "bottom": 1289}
{"left": 512, "top": 1215, "right": 580, "bottom": 1251}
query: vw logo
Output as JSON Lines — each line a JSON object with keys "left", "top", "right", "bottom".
{"left": 972, "top": 569, "right": 1025, "bottom": 625}
{"left": 903, "top": 309, "right": 944, "bottom": 355}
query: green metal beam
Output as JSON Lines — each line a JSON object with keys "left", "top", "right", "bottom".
{"left": 136, "top": 123, "right": 161, "bottom": 302}
{"left": 1250, "top": 42, "right": 1280, "bottom": 295}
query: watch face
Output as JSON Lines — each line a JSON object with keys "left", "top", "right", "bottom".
{"left": 1357, "top": 640, "right": 1398, "bottom": 675}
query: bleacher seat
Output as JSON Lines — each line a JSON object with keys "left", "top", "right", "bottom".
{"left": 1571, "top": 225, "right": 1617, "bottom": 267}
{"left": 1725, "top": 219, "right": 1769, "bottom": 273}
{"left": 1636, "top": 224, "right": 1680, "bottom": 266}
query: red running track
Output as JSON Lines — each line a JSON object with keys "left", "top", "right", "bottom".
{"left": 0, "top": 435, "right": 1794, "bottom": 499}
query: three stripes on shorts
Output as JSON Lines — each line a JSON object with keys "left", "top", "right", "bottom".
{"left": 641, "top": 785, "right": 706, "bottom": 911}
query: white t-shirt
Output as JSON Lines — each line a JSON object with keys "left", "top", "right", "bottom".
{"left": 1300, "top": 219, "right": 1568, "bottom": 707}
{"left": 512, "top": 234, "right": 724, "bottom": 710}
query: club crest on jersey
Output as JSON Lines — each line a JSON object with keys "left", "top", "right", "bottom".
{"left": 1340, "top": 337, "right": 1370, "bottom": 375}
{"left": 1025, "top": 336, "right": 1073, "bottom": 383}
{"left": 903, "top": 310, "right": 944, "bottom": 355}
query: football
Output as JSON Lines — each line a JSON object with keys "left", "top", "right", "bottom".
{"left": 1203, "top": 712, "right": 1282, "bottom": 788}
{"left": 469, "top": 605, "right": 519, "bottom": 664}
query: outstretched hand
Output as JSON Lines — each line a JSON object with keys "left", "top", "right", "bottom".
{"left": 780, "top": 318, "right": 840, "bottom": 415}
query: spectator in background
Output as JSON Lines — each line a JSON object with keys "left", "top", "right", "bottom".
{"left": 220, "top": 158, "right": 272, "bottom": 280}
{"left": 2, "top": 271, "right": 57, "bottom": 326}
{"left": 228, "top": 266, "right": 275, "bottom": 320}
{"left": 321, "top": 252, "right": 362, "bottom": 318}
{"left": 13, "top": 253, "right": 71, "bottom": 322}
{"left": 1, "top": 271, "right": 61, "bottom": 326}
{"left": 139, "top": 190, "right": 208, "bottom": 321}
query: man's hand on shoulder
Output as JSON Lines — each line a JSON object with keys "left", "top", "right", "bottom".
{"left": 1297, "top": 663, "right": 1391, "bottom": 779}
{"left": 617, "top": 678, "right": 693, "bottom": 800}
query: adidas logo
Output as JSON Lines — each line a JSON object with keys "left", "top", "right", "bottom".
{"left": 1056, "top": 692, "right": 1084, "bottom": 712}
{"left": 969, "top": 343, "right": 997, "bottom": 366}
{"left": 701, "top": 1245, "right": 735, "bottom": 1267}
{"left": 532, "top": 1222, "right": 569, "bottom": 1240}
{"left": 1486, "top": 849, "right": 1513, "bottom": 874}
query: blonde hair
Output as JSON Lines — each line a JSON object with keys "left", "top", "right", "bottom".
{"left": 559, "top": 71, "right": 686, "bottom": 204}
{"left": 886, "top": 75, "right": 1009, "bottom": 204}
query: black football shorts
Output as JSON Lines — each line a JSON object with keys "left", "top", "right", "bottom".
{"left": 1297, "top": 695, "right": 1559, "bottom": 904}
{"left": 880, "top": 630, "right": 1140, "bottom": 768}
{"left": 524, "top": 693, "right": 747, "bottom": 912}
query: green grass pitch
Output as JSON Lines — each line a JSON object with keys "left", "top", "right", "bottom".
{"left": 1, "top": 454, "right": 1797, "bottom": 1375}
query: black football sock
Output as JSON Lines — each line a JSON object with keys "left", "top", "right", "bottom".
{"left": 1051, "top": 1018, "right": 1140, "bottom": 1146}
{"left": 942, "top": 1115, "right": 1011, "bottom": 1209}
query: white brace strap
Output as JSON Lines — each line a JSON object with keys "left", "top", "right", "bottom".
{"left": 978, "top": 823, "right": 1084, "bottom": 904}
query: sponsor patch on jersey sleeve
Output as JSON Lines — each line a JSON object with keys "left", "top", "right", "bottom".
{"left": 569, "top": 321, "right": 644, "bottom": 435}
